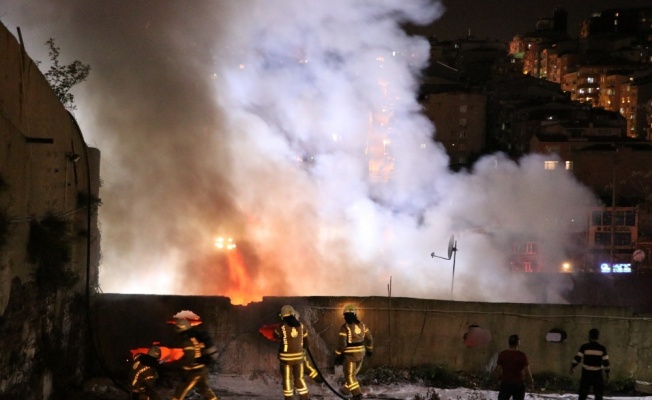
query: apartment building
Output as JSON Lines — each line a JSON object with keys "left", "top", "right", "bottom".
{"left": 421, "top": 91, "right": 486, "bottom": 169}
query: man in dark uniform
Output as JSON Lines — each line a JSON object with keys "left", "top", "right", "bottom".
{"left": 273, "top": 305, "right": 311, "bottom": 400}
{"left": 128, "top": 346, "right": 162, "bottom": 400}
{"left": 334, "top": 304, "right": 374, "bottom": 400}
{"left": 171, "top": 318, "right": 219, "bottom": 400}
{"left": 493, "top": 334, "right": 534, "bottom": 400}
{"left": 570, "top": 328, "right": 610, "bottom": 400}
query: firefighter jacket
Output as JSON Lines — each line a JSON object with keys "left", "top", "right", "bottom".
{"left": 128, "top": 353, "right": 160, "bottom": 398}
{"left": 335, "top": 321, "right": 373, "bottom": 362}
{"left": 178, "top": 328, "right": 217, "bottom": 371}
{"left": 273, "top": 321, "right": 309, "bottom": 365}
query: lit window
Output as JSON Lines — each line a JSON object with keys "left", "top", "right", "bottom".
{"left": 544, "top": 160, "right": 558, "bottom": 170}
{"left": 587, "top": 77, "right": 594, "bottom": 83}
{"left": 565, "top": 161, "right": 573, "bottom": 170}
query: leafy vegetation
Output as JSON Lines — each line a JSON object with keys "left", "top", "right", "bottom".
{"left": 27, "top": 214, "right": 79, "bottom": 291}
{"left": 360, "top": 363, "right": 469, "bottom": 388}
{"left": 533, "top": 371, "right": 574, "bottom": 392}
{"left": 39, "top": 38, "right": 91, "bottom": 110}
{"left": 361, "top": 365, "right": 638, "bottom": 396}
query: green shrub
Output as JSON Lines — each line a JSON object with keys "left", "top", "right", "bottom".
{"left": 27, "top": 215, "right": 79, "bottom": 291}
{"left": 533, "top": 371, "right": 573, "bottom": 392}
{"left": 359, "top": 366, "right": 409, "bottom": 385}
{"left": 410, "top": 364, "right": 468, "bottom": 388}
{"left": 608, "top": 377, "right": 635, "bottom": 394}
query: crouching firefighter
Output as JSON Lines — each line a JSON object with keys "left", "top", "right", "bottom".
{"left": 171, "top": 318, "right": 219, "bottom": 400}
{"left": 274, "top": 305, "right": 312, "bottom": 400}
{"left": 128, "top": 346, "right": 162, "bottom": 400}
{"left": 334, "top": 304, "right": 374, "bottom": 400}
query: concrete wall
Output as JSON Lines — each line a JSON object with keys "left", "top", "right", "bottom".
{"left": 93, "top": 294, "right": 652, "bottom": 383}
{"left": 0, "top": 21, "right": 100, "bottom": 399}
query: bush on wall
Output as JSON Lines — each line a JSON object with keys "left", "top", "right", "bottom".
{"left": 27, "top": 214, "right": 79, "bottom": 291}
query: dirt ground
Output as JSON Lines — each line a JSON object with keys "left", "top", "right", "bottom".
{"left": 79, "top": 372, "right": 430, "bottom": 400}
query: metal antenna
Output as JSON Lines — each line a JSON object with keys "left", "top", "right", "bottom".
{"left": 431, "top": 234, "right": 458, "bottom": 300}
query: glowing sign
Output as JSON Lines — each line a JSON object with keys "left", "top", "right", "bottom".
{"left": 600, "top": 263, "right": 632, "bottom": 273}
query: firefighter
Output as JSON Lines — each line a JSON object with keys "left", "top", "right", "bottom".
{"left": 171, "top": 318, "right": 219, "bottom": 400}
{"left": 128, "top": 346, "right": 162, "bottom": 400}
{"left": 273, "top": 305, "right": 312, "bottom": 400}
{"left": 334, "top": 304, "right": 374, "bottom": 400}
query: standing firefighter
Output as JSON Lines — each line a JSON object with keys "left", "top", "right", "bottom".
{"left": 128, "top": 346, "right": 162, "bottom": 400}
{"left": 273, "top": 305, "right": 312, "bottom": 400}
{"left": 570, "top": 328, "right": 610, "bottom": 400}
{"left": 171, "top": 318, "right": 219, "bottom": 400}
{"left": 334, "top": 304, "right": 374, "bottom": 400}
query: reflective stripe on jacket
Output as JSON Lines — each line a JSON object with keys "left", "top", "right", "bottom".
{"left": 274, "top": 322, "right": 308, "bottom": 365}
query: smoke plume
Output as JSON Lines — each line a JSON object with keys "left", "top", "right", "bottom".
{"left": 2, "top": 1, "right": 597, "bottom": 304}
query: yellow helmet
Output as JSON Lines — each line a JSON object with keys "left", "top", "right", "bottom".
{"left": 343, "top": 304, "right": 357, "bottom": 315}
{"left": 174, "top": 318, "right": 192, "bottom": 332}
{"left": 147, "top": 346, "right": 161, "bottom": 359}
{"left": 280, "top": 305, "right": 296, "bottom": 318}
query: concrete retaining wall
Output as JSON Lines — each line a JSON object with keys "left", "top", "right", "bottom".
{"left": 92, "top": 294, "right": 652, "bottom": 383}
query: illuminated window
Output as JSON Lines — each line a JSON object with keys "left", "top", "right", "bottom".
{"left": 525, "top": 242, "right": 536, "bottom": 254}
{"left": 587, "top": 77, "right": 594, "bottom": 83}
{"left": 565, "top": 161, "right": 573, "bottom": 170}
{"left": 544, "top": 160, "right": 558, "bottom": 170}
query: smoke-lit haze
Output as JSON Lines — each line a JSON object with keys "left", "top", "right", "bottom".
{"left": 1, "top": 1, "right": 597, "bottom": 304}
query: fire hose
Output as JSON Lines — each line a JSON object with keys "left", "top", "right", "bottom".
{"left": 306, "top": 347, "right": 361, "bottom": 400}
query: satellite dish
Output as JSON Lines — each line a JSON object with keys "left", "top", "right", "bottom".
{"left": 633, "top": 249, "right": 646, "bottom": 262}
{"left": 448, "top": 234, "right": 455, "bottom": 259}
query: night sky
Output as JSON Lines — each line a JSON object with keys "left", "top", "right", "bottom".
{"left": 408, "top": 0, "right": 652, "bottom": 41}
{"left": 0, "top": 1, "right": 610, "bottom": 303}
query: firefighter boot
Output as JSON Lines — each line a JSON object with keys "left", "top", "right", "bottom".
{"left": 352, "top": 395, "right": 362, "bottom": 400}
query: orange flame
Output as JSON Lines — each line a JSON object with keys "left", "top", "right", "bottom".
{"left": 130, "top": 346, "right": 184, "bottom": 364}
{"left": 224, "top": 249, "right": 257, "bottom": 305}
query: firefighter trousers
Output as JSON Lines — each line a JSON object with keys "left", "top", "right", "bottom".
{"left": 172, "top": 367, "right": 218, "bottom": 400}
{"left": 280, "top": 361, "right": 309, "bottom": 400}
{"left": 342, "top": 359, "right": 362, "bottom": 397}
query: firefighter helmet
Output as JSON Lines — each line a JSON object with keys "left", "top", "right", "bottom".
{"left": 280, "top": 305, "right": 296, "bottom": 318}
{"left": 174, "top": 318, "right": 192, "bottom": 332}
{"left": 343, "top": 304, "right": 357, "bottom": 315}
{"left": 147, "top": 346, "right": 161, "bottom": 359}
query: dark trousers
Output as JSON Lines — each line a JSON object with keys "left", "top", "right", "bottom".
{"left": 172, "top": 367, "right": 218, "bottom": 400}
{"left": 579, "top": 370, "right": 604, "bottom": 400}
{"left": 497, "top": 382, "right": 526, "bottom": 400}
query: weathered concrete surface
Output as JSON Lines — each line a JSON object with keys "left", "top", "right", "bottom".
{"left": 1, "top": 21, "right": 100, "bottom": 400}
{"left": 92, "top": 294, "right": 652, "bottom": 384}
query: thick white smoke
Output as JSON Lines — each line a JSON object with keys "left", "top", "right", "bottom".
{"left": 1, "top": 1, "right": 597, "bottom": 304}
